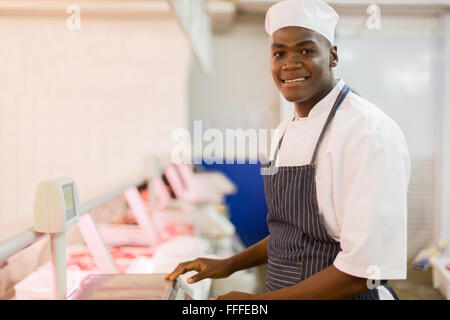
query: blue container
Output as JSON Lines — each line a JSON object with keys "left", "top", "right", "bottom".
{"left": 199, "top": 160, "right": 269, "bottom": 248}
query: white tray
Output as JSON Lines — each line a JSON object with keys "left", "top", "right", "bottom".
{"left": 430, "top": 256, "right": 450, "bottom": 300}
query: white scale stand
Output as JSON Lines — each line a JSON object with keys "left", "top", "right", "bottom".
{"left": 33, "top": 178, "right": 160, "bottom": 300}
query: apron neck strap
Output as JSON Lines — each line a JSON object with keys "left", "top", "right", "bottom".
{"left": 271, "top": 84, "right": 351, "bottom": 166}
{"left": 310, "top": 84, "right": 350, "bottom": 164}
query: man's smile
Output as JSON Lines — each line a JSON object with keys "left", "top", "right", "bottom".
{"left": 280, "top": 75, "right": 311, "bottom": 87}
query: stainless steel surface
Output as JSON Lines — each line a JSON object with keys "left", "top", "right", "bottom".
{"left": 67, "top": 273, "right": 193, "bottom": 300}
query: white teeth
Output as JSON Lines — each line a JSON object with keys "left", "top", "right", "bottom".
{"left": 284, "top": 77, "right": 306, "bottom": 83}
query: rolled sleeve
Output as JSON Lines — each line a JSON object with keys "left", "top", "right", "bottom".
{"left": 332, "top": 127, "right": 410, "bottom": 280}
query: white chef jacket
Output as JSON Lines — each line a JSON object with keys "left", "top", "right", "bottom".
{"left": 270, "top": 79, "right": 410, "bottom": 286}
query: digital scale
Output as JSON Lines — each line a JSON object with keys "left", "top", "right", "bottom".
{"left": 33, "top": 178, "right": 82, "bottom": 299}
{"left": 34, "top": 178, "right": 80, "bottom": 233}
{"left": 32, "top": 178, "right": 199, "bottom": 300}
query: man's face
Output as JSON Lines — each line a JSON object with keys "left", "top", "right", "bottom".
{"left": 270, "top": 26, "right": 338, "bottom": 103}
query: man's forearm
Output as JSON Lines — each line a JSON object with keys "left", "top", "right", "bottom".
{"left": 226, "top": 236, "right": 270, "bottom": 273}
{"left": 254, "top": 264, "right": 370, "bottom": 300}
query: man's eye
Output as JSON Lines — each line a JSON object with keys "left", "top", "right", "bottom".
{"left": 300, "top": 49, "right": 313, "bottom": 54}
{"left": 273, "top": 52, "right": 284, "bottom": 58}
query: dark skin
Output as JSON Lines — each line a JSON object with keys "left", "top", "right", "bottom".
{"left": 166, "top": 26, "right": 385, "bottom": 299}
{"left": 270, "top": 26, "right": 338, "bottom": 118}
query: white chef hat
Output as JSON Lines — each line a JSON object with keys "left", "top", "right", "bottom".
{"left": 265, "top": 0, "right": 339, "bottom": 44}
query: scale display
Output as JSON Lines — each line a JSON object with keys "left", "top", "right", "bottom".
{"left": 33, "top": 178, "right": 80, "bottom": 233}
{"left": 63, "top": 184, "right": 76, "bottom": 221}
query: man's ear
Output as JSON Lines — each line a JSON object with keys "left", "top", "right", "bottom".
{"left": 330, "top": 45, "right": 338, "bottom": 68}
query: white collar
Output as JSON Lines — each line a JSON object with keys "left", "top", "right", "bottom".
{"left": 293, "top": 79, "right": 346, "bottom": 121}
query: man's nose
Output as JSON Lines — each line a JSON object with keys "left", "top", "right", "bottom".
{"left": 282, "top": 61, "right": 302, "bottom": 70}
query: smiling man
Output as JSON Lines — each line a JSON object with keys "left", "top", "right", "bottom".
{"left": 166, "top": 0, "right": 410, "bottom": 300}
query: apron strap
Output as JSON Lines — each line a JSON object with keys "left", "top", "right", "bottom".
{"left": 270, "top": 118, "right": 292, "bottom": 165}
{"left": 310, "top": 84, "right": 350, "bottom": 165}
{"left": 271, "top": 84, "right": 350, "bottom": 166}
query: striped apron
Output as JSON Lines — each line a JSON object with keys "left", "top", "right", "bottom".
{"left": 261, "top": 85, "right": 399, "bottom": 300}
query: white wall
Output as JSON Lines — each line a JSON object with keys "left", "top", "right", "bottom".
{"left": 435, "top": 11, "right": 450, "bottom": 255}
{"left": 188, "top": 14, "right": 280, "bottom": 161}
{"left": 0, "top": 8, "right": 190, "bottom": 242}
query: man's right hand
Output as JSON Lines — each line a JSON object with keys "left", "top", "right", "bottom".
{"left": 164, "top": 257, "right": 235, "bottom": 284}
